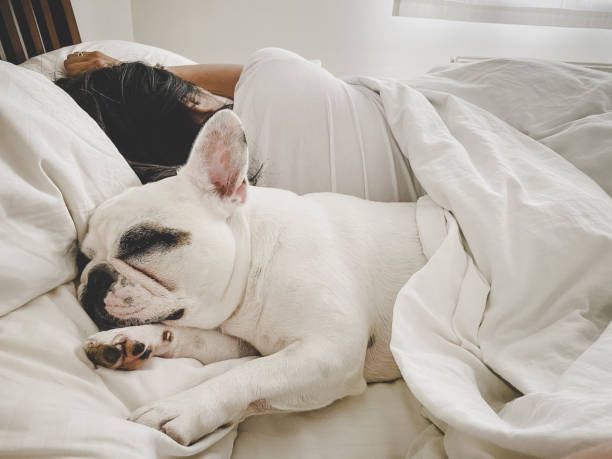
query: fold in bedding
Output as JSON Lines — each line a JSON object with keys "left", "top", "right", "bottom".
{"left": 348, "top": 60, "right": 612, "bottom": 458}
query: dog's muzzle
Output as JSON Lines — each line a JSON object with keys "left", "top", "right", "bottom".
{"left": 79, "top": 263, "right": 184, "bottom": 330}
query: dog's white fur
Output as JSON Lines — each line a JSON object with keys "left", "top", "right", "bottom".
{"left": 79, "top": 110, "right": 426, "bottom": 445}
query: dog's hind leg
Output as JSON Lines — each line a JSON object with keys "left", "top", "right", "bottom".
{"left": 84, "top": 325, "right": 258, "bottom": 370}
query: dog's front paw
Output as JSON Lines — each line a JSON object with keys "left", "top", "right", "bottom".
{"left": 129, "top": 388, "right": 240, "bottom": 445}
{"left": 85, "top": 332, "right": 152, "bottom": 370}
{"left": 84, "top": 326, "right": 174, "bottom": 370}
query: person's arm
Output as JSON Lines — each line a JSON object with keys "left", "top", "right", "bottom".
{"left": 168, "top": 64, "right": 242, "bottom": 99}
{"left": 63, "top": 51, "right": 243, "bottom": 99}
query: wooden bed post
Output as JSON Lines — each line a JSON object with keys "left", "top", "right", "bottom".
{"left": 0, "top": 0, "right": 81, "bottom": 64}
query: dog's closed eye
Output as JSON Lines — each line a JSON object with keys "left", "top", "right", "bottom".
{"left": 126, "top": 261, "right": 175, "bottom": 292}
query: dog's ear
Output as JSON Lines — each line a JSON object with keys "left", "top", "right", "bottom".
{"left": 179, "top": 109, "right": 248, "bottom": 206}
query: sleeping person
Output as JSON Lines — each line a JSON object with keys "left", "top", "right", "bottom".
{"left": 57, "top": 47, "right": 612, "bottom": 203}
{"left": 56, "top": 47, "right": 423, "bottom": 202}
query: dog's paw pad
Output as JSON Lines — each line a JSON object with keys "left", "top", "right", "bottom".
{"left": 85, "top": 336, "right": 152, "bottom": 370}
{"left": 162, "top": 330, "right": 173, "bottom": 342}
{"left": 101, "top": 344, "right": 122, "bottom": 364}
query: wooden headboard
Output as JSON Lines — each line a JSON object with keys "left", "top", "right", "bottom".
{"left": 0, "top": 0, "right": 80, "bottom": 64}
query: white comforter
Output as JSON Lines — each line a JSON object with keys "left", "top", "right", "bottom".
{"left": 352, "top": 60, "right": 612, "bottom": 458}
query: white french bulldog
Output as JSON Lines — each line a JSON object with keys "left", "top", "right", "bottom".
{"left": 78, "top": 109, "right": 427, "bottom": 445}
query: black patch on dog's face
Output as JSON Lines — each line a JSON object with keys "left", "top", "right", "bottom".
{"left": 79, "top": 263, "right": 187, "bottom": 330}
{"left": 78, "top": 224, "right": 191, "bottom": 330}
{"left": 76, "top": 251, "right": 92, "bottom": 274}
{"left": 118, "top": 222, "right": 191, "bottom": 260}
{"left": 80, "top": 263, "right": 125, "bottom": 330}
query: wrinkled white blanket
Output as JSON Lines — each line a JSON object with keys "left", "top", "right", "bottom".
{"left": 350, "top": 60, "right": 612, "bottom": 458}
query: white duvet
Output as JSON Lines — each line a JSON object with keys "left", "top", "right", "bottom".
{"left": 2, "top": 42, "right": 612, "bottom": 459}
{"left": 358, "top": 59, "right": 612, "bottom": 458}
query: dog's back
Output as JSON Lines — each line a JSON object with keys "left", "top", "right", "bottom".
{"left": 224, "top": 187, "right": 427, "bottom": 381}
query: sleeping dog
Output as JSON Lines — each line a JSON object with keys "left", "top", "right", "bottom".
{"left": 78, "top": 110, "right": 427, "bottom": 445}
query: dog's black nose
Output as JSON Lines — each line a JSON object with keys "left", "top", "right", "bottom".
{"left": 80, "top": 263, "right": 120, "bottom": 330}
{"left": 76, "top": 251, "right": 91, "bottom": 275}
{"left": 86, "top": 264, "right": 116, "bottom": 290}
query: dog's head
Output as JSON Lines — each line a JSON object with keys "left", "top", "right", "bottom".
{"left": 78, "top": 110, "right": 251, "bottom": 330}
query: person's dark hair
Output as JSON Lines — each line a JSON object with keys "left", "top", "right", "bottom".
{"left": 55, "top": 62, "right": 263, "bottom": 185}
{"left": 125, "top": 161, "right": 181, "bottom": 183}
{"left": 125, "top": 154, "right": 264, "bottom": 186}
{"left": 56, "top": 62, "right": 201, "bottom": 168}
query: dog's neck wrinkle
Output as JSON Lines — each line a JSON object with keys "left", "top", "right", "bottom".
{"left": 221, "top": 228, "right": 278, "bottom": 339}
{"left": 221, "top": 192, "right": 286, "bottom": 340}
{"left": 214, "top": 208, "right": 251, "bottom": 327}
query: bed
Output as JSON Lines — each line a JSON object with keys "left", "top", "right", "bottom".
{"left": 0, "top": 4, "right": 434, "bottom": 458}
{"left": 2, "top": 2, "right": 612, "bottom": 458}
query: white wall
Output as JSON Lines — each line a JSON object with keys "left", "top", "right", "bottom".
{"left": 72, "top": 0, "right": 134, "bottom": 42}
{"left": 130, "top": 0, "right": 612, "bottom": 78}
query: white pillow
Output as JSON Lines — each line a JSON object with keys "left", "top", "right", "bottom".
{"left": 0, "top": 61, "right": 139, "bottom": 316}
{"left": 0, "top": 60, "right": 248, "bottom": 458}
{"left": 20, "top": 39, "right": 196, "bottom": 80}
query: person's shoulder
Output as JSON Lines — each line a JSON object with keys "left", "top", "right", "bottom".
{"left": 236, "top": 47, "right": 318, "bottom": 97}
{"left": 247, "top": 47, "right": 308, "bottom": 65}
